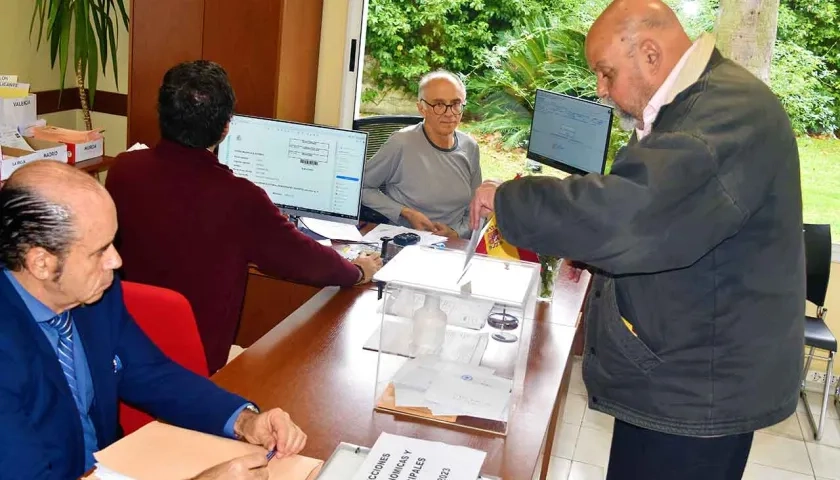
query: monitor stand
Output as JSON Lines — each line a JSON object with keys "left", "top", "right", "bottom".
{"left": 288, "top": 215, "right": 301, "bottom": 229}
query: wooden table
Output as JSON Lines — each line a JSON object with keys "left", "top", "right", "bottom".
{"left": 214, "top": 264, "right": 590, "bottom": 480}
{"left": 234, "top": 227, "right": 424, "bottom": 348}
{"left": 75, "top": 155, "right": 117, "bottom": 176}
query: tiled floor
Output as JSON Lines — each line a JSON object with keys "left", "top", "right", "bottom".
{"left": 539, "top": 358, "right": 840, "bottom": 480}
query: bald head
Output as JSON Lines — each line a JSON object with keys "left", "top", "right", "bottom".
{"left": 590, "top": 0, "right": 685, "bottom": 43}
{"left": 7, "top": 160, "right": 105, "bottom": 204}
{"left": 585, "top": 0, "right": 692, "bottom": 124}
{"left": 1, "top": 160, "right": 121, "bottom": 311}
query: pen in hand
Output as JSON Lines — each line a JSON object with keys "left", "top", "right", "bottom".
{"left": 266, "top": 450, "right": 276, "bottom": 461}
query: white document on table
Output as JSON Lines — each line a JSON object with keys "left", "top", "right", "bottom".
{"left": 350, "top": 432, "right": 486, "bottom": 480}
{"left": 0, "top": 126, "right": 33, "bottom": 151}
{"left": 301, "top": 217, "right": 363, "bottom": 242}
{"left": 90, "top": 464, "right": 137, "bottom": 480}
{"left": 361, "top": 224, "right": 446, "bottom": 247}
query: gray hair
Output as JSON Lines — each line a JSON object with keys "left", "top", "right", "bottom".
{"left": 417, "top": 70, "right": 467, "bottom": 101}
{"left": 0, "top": 185, "right": 75, "bottom": 273}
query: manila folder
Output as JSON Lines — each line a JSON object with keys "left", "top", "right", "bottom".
{"left": 94, "top": 421, "right": 322, "bottom": 480}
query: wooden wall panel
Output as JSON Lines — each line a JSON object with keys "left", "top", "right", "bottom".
{"left": 275, "top": 0, "right": 324, "bottom": 123}
{"left": 128, "top": 1, "right": 324, "bottom": 143}
{"left": 127, "top": 0, "right": 205, "bottom": 147}
{"left": 202, "top": 0, "right": 285, "bottom": 119}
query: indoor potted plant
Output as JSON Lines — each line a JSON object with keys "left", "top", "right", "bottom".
{"left": 29, "top": 0, "right": 130, "bottom": 129}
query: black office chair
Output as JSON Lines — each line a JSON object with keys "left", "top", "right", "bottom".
{"left": 801, "top": 223, "right": 838, "bottom": 440}
{"left": 353, "top": 115, "right": 423, "bottom": 224}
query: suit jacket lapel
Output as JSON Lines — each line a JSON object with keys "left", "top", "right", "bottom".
{"left": 0, "top": 275, "right": 74, "bottom": 404}
{"left": 74, "top": 305, "right": 113, "bottom": 446}
{"left": 0, "top": 273, "right": 86, "bottom": 469}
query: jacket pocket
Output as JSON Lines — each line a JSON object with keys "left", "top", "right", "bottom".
{"left": 601, "top": 286, "right": 663, "bottom": 374}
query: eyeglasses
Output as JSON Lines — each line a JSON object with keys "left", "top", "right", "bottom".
{"left": 421, "top": 99, "right": 465, "bottom": 115}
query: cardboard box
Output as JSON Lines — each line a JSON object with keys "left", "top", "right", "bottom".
{"left": 65, "top": 137, "right": 105, "bottom": 164}
{"left": 0, "top": 137, "right": 68, "bottom": 180}
{"left": 0, "top": 94, "right": 37, "bottom": 128}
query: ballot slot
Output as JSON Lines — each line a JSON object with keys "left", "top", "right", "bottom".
{"left": 371, "top": 246, "right": 539, "bottom": 436}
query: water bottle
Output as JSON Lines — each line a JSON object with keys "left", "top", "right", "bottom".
{"left": 410, "top": 294, "right": 448, "bottom": 357}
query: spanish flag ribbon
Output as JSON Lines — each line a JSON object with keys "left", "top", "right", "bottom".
{"left": 474, "top": 213, "right": 539, "bottom": 263}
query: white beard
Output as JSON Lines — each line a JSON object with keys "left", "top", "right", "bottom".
{"left": 600, "top": 97, "right": 638, "bottom": 131}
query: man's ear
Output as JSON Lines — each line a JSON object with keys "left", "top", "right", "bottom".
{"left": 638, "top": 38, "right": 662, "bottom": 74}
{"left": 24, "top": 247, "right": 58, "bottom": 281}
{"left": 416, "top": 101, "right": 426, "bottom": 117}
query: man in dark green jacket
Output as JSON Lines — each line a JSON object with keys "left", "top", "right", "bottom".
{"left": 470, "top": 1, "right": 804, "bottom": 479}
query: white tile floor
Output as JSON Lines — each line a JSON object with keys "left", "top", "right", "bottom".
{"left": 539, "top": 358, "right": 840, "bottom": 480}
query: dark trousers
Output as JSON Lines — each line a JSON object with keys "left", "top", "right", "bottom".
{"left": 606, "top": 419, "right": 754, "bottom": 480}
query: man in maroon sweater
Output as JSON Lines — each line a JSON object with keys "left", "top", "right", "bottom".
{"left": 105, "top": 61, "right": 382, "bottom": 373}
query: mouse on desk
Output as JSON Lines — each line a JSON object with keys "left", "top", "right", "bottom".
{"left": 392, "top": 232, "right": 421, "bottom": 246}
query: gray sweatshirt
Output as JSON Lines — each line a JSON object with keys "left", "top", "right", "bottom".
{"left": 361, "top": 123, "right": 482, "bottom": 238}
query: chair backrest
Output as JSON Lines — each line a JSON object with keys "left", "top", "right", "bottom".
{"left": 804, "top": 224, "right": 832, "bottom": 307}
{"left": 119, "top": 281, "right": 209, "bottom": 435}
{"left": 353, "top": 115, "right": 423, "bottom": 162}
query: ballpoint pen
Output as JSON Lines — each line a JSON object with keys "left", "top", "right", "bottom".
{"left": 266, "top": 450, "right": 276, "bottom": 461}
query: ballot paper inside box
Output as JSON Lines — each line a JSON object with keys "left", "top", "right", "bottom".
{"left": 369, "top": 245, "right": 540, "bottom": 436}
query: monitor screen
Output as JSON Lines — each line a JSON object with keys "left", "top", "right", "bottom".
{"left": 217, "top": 115, "right": 368, "bottom": 224}
{"left": 526, "top": 89, "right": 613, "bottom": 175}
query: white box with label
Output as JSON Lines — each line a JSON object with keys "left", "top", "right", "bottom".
{"left": 0, "top": 137, "right": 68, "bottom": 180}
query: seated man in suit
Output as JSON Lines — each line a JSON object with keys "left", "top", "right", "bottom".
{"left": 105, "top": 61, "right": 382, "bottom": 374}
{"left": 0, "top": 161, "right": 306, "bottom": 480}
{"left": 361, "top": 70, "right": 482, "bottom": 239}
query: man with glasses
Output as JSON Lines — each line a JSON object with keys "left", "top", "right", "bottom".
{"left": 361, "top": 70, "right": 482, "bottom": 239}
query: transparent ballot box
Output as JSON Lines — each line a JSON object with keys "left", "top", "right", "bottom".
{"left": 368, "top": 245, "right": 540, "bottom": 436}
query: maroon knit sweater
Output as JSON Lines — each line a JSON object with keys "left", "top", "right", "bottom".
{"left": 105, "top": 140, "right": 359, "bottom": 372}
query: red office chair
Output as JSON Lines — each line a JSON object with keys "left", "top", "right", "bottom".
{"left": 119, "top": 281, "right": 209, "bottom": 435}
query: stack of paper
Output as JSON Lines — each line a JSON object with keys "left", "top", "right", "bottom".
{"left": 300, "top": 217, "right": 363, "bottom": 242}
{"left": 0, "top": 126, "right": 34, "bottom": 151}
{"left": 0, "top": 75, "right": 36, "bottom": 129}
{"left": 88, "top": 464, "right": 136, "bottom": 480}
{"left": 93, "top": 421, "right": 323, "bottom": 480}
{"left": 350, "top": 433, "right": 486, "bottom": 480}
{"left": 391, "top": 357, "right": 511, "bottom": 420}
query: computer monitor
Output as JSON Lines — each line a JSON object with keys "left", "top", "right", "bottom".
{"left": 526, "top": 89, "right": 613, "bottom": 175}
{"left": 217, "top": 115, "right": 368, "bottom": 225}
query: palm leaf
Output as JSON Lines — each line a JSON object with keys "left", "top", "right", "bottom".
{"left": 29, "top": 0, "right": 130, "bottom": 118}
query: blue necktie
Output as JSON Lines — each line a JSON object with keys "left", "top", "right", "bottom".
{"left": 47, "top": 312, "right": 81, "bottom": 409}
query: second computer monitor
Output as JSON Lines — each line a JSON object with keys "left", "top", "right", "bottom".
{"left": 527, "top": 89, "right": 613, "bottom": 176}
{"left": 217, "top": 115, "right": 368, "bottom": 225}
